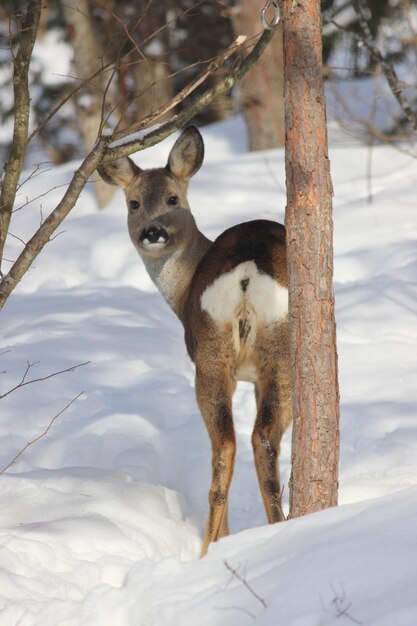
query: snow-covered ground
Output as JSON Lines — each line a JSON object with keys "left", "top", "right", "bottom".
{"left": 1, "top": 113, "right": 417, "bottom": 625}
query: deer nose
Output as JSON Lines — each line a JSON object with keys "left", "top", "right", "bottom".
{"left": 140, "top": 225, "right": 169, "bottom": 246}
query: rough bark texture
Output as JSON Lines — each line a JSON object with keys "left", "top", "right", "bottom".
{"left": 63, "top": 0, "right": 112, "bottom": 207}
{"left": 282, "top": 0, "right": 340, "bottom": 517}
{"left": 231, "top": 1, "right": 285, "bottom": 149}
{"left": 0, "top": 0, "right": 41, "bottom": 275}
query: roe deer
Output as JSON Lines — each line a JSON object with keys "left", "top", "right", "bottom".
{"left": 98, "top": 127, "right": 292, "bottom": 557}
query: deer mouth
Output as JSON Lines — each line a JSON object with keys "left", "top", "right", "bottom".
{"left": 140, "top": 226, "right": 169, "bottom": 248}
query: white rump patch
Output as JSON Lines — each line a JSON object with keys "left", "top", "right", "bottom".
{"left": 200, "top": 261, "right": 288, "bottom": 327}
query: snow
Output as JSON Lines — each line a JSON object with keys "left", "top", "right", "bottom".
{"left": 1, "top": 112, "right": 417, "bottom": 624}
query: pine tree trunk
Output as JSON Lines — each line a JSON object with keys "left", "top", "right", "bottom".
{"left": 63, "top": 0, "right": 112, "bottom": 208}
{"left": 282, "top": 0, "right": 340, "bottom": 517}
{"left": 231, "top": 1, "right": 285, "bottom": 149}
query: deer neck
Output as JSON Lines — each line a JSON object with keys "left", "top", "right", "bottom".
{"left": 141, "top": 228, "right": 212, "bottom": 320}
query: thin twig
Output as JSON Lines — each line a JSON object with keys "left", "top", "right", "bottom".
{"left": 325, "top": 4, "right": 417, "bottom": 132}
{"left": 103, "top": 28, "right": 275, "bottom": 162}
{"left": 0, "top": 135, "right": 109, "bottom": 310}
{"left": 6, "top": 232, "right": 27, "bottom": 247}
{"left": 109, "top": 34, "right": 248, "bottom": 142}
{"left": 13, "top": 183, "right": 74, "bottom": 214}
{"left": 27, "top": 0, "right": 206, "bottom": 144}
{"left": 17, "top": 162, "right": 51, "bottom": 186}
{"left": 224, "top": 561, "right": 267, "bottom": 609}
{"left": 327, "top": 80, "right": 417, "bottom": 157}
{"left": 0, "top": 361, "right": 90, "bottom": 400}
{"left": 0, "top": 25, "right": 276, "bottom": 309}
{"left": 103, "top": 58, "right": 210, "bottom": 134}
{"left": 0, "top": 392, "right": 84, "bottom": 474}
{"left": 331, "top": 583, "right": 363, "bottom": 624}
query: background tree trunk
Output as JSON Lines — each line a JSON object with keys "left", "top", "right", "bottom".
{"left": 63, "top": 0, "right": 112, "bottom": 208}
{"left": 231, "top": 0, "right": 285, "bottom": 149}
{"left": 282, "top": 0, "right": 340, "bottom": 517}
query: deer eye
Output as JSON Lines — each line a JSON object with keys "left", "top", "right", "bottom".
{"left": 129, "top": 200, "right": 140, "bottom": 210}
{"left": 167, "top": 195, "right": 179, "bottom": 206}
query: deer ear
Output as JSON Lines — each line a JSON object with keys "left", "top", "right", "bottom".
{"left": 167, "top": 126, "right": 204, "bottom": 182}
{"left": 97, "top": 157, "right": 141, "bottom": 189}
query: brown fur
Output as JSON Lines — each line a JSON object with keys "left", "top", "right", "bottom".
{"left": 98, "top": 127, "right": 292, "bottom": 557}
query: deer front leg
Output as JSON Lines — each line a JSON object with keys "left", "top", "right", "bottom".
{"left": 195, "top": 368, "right": 236, "bottom": 557}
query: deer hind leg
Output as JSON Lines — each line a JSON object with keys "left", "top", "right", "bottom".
{"left": 252, "top": 328, "right": 292, "bottom": 524}
{"left": 195, "top": 363, "right": 236, "bottom": 558}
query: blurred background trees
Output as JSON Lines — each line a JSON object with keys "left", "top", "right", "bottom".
{"left": 230, "top": 0, "right": 285, "bottom": 149}
{"left": 322, "top": 0, "right": 417, "bottom": 139}
{"left": 0, "top": 0, "right": 416, "bottom": 174}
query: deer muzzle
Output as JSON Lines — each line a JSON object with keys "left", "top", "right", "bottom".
{"left": 140, "top": 225, "right": 169, "bottom": 248}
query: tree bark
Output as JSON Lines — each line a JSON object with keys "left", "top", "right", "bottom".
{"left": 231, "top": 0, "right": 285, "bottom": 149}
{"left": 0, "top": 0, "right": 41, "bottom": 275}
{"left": 282, "top": 0, "right": 340, "bottom": 517}
{"left": 62, "top": 0, "right": 112, "bottom": 208}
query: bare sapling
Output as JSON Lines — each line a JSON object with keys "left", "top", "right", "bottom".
{"left": 0, "top": 3, "right": 277, "bottom": 311}
{"left": 98, "top": 126, "right": 292, "bottom": 557}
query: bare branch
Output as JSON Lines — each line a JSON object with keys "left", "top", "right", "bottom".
{"left": 27, "top": 78, "right": 95, "bottom": 145}
{"left": 325, "top": 2, "right": 417, "bottom": 132}
{"left": 224, "top": 561, "right": 267, "bottom": 610}
{"left": 0, "top": 24, "right": 277, "bottom": 310}
{"left": 0, "top": 392, "right": 84, "bottom": 475}
{"left": 13, "top": 183, "right": 72, "bottom": 214}
{"left": 6, "top": 232, "right": 27, "bottom": 247}
{"left": 27, "top": 0, "right": 206, "bottom": 145}
{"left": 0, "top": 0, "right": 42, "bottom": 273}
{"left": 104, "top": 28, "right": 276, "bottom": 162}
{"left": 0, "top": 136, "right": 109, "bottom": 310}
{"left": 327, "top": 77, "right": 417, "bottom": 157}
{"left": 330, "top": 583, "right": 363, "bottom": 624}
{"left": 110, "top": 35, "right": 249, "bottom": 142}
{"left": 0, "top": 360, "right": 90, "bottom": 400}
